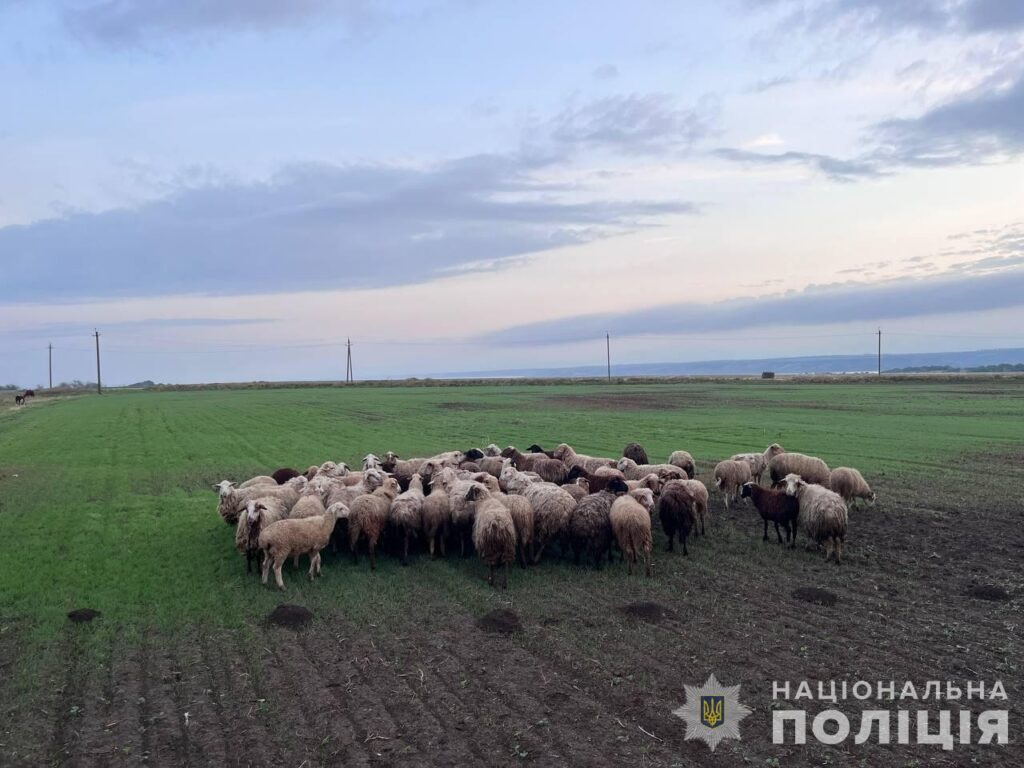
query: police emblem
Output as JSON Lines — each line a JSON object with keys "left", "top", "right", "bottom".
{"left": 673, "top": 674, "right": 751, "bottom": 751}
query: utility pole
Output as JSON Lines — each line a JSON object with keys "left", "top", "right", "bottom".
{"left": 606, "top": 332, "right": 611, "bottom": 382}
{"left": 877, "top": 328, "right": 882, "bottom": 376}
{"left": 48, "top": 343, "right": 52, "bottom": 389}
{"left": 345, "top": 338, "right": 354, "bottom": 383}
{"left": 94, "top": 330, "right": 102, "bottom": 395}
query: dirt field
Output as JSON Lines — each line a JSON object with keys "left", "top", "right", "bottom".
{"left": 0, "top": 382, "right": 1021, "bottom": 766}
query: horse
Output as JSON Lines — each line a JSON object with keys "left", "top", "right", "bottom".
{"left": 23, "top": 390, "right": 35, "bottom": 399}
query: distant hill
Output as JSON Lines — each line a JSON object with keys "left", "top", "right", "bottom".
{"left": 435, "top": 347, "right": 1024, "bottom": 378}
{"left": 885, "top": 363, "right": 1024, "bottom": 374}
{"left": 125, "top": 380, "right": 156, "bottom": 389}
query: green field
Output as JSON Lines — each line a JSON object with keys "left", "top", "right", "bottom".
{"left": 1, "top": 380, "right": 1021, "bottom": 766}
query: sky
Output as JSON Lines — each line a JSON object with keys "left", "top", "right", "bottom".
{"left": 1, "top": 0, "right": 1023, "bottom": 385}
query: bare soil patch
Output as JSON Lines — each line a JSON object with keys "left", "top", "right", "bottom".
{"left": 476, "top": 608, "right": 522, "bottom": 634}
{"left": 67, "top": 608, "right": 100, "bottom": 623}
{"left": 620, "top": 601, "right": 673, "bottom": 623}
{"left": 791, "top": 587, "right": 838, "bottom": 606}
{"left": 966, "top": 584, "right": 1010, "bottom": 601}
{"left": 266, "top": 604, "right": 313, "bottom": 629}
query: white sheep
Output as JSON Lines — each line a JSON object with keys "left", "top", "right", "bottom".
{"left": 258, "top": 504, "right": 341, "bottom": 590}
{"left": 389, "top": 473, "right": 425, "bottom": 565}
{"left": 783, "top": 473, "right": 848, "bottom": 563}
{"left": 617, "top": 458, "right": 687, "bottom": 482}
{"left": 466, "top": 486, "right": 516, "bottom": 587}
{"left": 713, "top": 459, "right": 752, "bottom": 509}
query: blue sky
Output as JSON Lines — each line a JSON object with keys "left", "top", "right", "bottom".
{"left": 1, "top": 0, "right": 1023, "bottom": 384}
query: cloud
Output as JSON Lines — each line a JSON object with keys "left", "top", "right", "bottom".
{"left": 750, "top": 0, "right": 1024, "bottom": 35}
{"left": 548, "top": 93, "right": 714, "bottom": 156}
{"left": 479, "top": 268, "right": 1024, "bottom": 345}
{"left": 711, "top": 147, "right": 882, "bottom": 181}
{"left": 63, "top": 0, "right": 385, "bottom": 45}
{"left": 872, "top": 72, "right": 1024, "bottom": 165}
{"left": 0, "top": 155, "right": 698, "bottom": 303}
{"left": 592, "top": 64, "right": 620, "bottom": 80}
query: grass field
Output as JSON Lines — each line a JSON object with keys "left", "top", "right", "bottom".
{"left": 1, "top": 380, "right": 1021, "bottom": 766}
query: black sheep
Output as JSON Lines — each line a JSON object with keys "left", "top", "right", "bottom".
{"left": 623, "top": 442, "right": 649, "bottom": 465}
{"left": 657, "top": 484, "right": 697, "bottom": 555}
{"left": 740, "top": 482, "right": 799, "bottom": 546}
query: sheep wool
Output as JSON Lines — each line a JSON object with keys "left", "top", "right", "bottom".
{"left": 609, "top": 495, "right": 653, "bottom": 576}
{"left": 467, "top": 488, "right": 516, "bottom": 588}
{"left": 389, "top": 474, "right": 425, "bottom": 565}
{"left": 522, "top": 483, "right": 577, "bottom": 563}
{"left": 258, "top": 505, "right": 339, "bottom": 590}
{"left": 569, "top": 481, "right": 627, "bottom": 569}
{"left": 348, "top": 478, "right": 400, "bottom": 570}
{"left": 769, "top": 452, "right": 830, "bottom": 486}
{"left": 667, "top": 450, "right": 696, "bottom": 479}
{"left": 421, "top": 480, "right": 450, "bottom": 558}
{"left": 784, "top": 474, "right": 848, "bottom": 563}
{"left": 828, "top": 467, "right": 875, "bottom": 506}
{"left": 714, "top": 460, "right": 752, "bottom": 509}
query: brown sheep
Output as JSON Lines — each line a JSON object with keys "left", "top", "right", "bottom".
{"left": 714, "top": 460, "right": 752, "bottom": 509}
{"left": 828, "top": 467, "right": 875, "bottom": 506}
{"left": 610, "top": 495, "right": 653, "bottom": 576}
{"left": 421, "top": 477, "right": 450, "bottom": 558}
{"left": 348, "top": 477, "right": 400, "bottom": 570}
{"left": 657, "top": 481, "right": 698, "bottom": 555}
{"left": 521, "top": 483, "right": 577, "bottom": 563}
{"left": 568, "top": 477, "right": 629, "bottom": 568}
{"left": 497, "top": 493, "right": 535, "bottom": 568}
{"left": 623, "top": 442, "right": 649, "bottom": 465}
{"left": 389, "top": 473, "right": 425, "bottom": 566}
{"left": 467, "top": 487, "right": 516, "bottom": 588}
{"left": 768, "top": 452, "right": 830, "bottom": 486}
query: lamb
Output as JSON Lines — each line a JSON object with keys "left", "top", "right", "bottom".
{"left": 609, "top": 495, "right": 653, "bottom": 576}
{"left": 657, "top": 481, "right": 698, "bottom": 555}
{"left": 769, "top": 452, "right": 830, "bottom": 486}
{"left": 347, "top": 477, "right": 400, "bottom": 569}
{"left": 258, "top": 504, "right": 340, "bottom": 590}
{"left": 714, "top": 460, "right": 752, "bottom": 509}
{"left": 667, "top": 450, "right": 696, "bottom": 479}
{"left": 466, "top": 487, "right": 516, "bottom": 588}
{"left": 271, "top": 467, "right": 301, "bottom": 485}
{"left": 235, "top": 497, "right": 289, "bottom": 573}
{"left": 521, "top": 483, "right": 577, "bottom": 563}
{"left": 568, "top": 477, "right": 629, "bottom": 568}
{"left": 616, "top": 458, "right": 687, "bottom": 482}
{"left": 783, "top": 473, "right": 848, "bottom": 562}
{"left": 740, "top": 482, "right": 798, "bottom": 545}
{"left": 730, "top": 443, "right": 784, "bottom": 484}
{"left": 622, "top": 442, "right": 649, "bottom": 465}
{"left": 828, "top": 467, "right": 876, "bottom": 506}
{"left": 216, "top": 483, "right": 298, "bottom": 526}
{"left": 389, "top": 473, "right": 425, "bottom": 565}
{"left": 497, "top": 493, "right": 535, "bottom": 568}
{"left": 552, "top": 443, "right": 616, "bottom": 474}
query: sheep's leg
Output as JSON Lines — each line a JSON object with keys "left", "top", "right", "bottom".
{"left": 368, "top": 538, "right": 377, "bottom": 571}
{"left": 460, "top": 530, "right": 466, "bottom": 558}
{"left": 774, "top": 521, "right": 782, "bottom": 543}
{"left": 439, "top": 525, "right": 448, "bottom": 558}
{"left": 487, "top": 564, "right": 495, "bottom": 586}
{"left": 532, "top": 538, "right": 545, "bottom": 564}
{"left": 308, "top": 554, "right": 317, "bottom": 582}
{"left": 401, "top": 533, "right": 410, "bottom": 567}
{"left": 350, "top": 526, "right": 360, "bottom": 564}
{"left": 518, "top": 543, "right": 527, "bottom": 569}
{"left": 700, "top": 513, "right": 706, "bottom": 536}
{"left": 836, "top": 539, "right": 844, "bottom": 563}
{"left": 261, "top": 552, "right": 271, "bottom": 584}
{"left": 428, "top": 535, "right": 436, "bottom": 559}
{"left": 643, "top": 549, "right": 652, "bottom": 578}
{"left": 502, "top": 562, "right": 509, "bottom": 589}
{"left": 682, "top": 532, "right": 689, "bottom": 556}
{"left": 762, "top": 519, "right": 769, "bottom": 542}
{"left": 666, "top": 531, "right": 675, "bottom": 552}
{"left": 274, "top": 560, "right": 285, "bottom": 591}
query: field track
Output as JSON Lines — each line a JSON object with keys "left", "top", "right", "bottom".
{"left": 0, "top": 381, "right": 1021, "bottom": 766}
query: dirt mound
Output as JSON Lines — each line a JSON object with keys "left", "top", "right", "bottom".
{"left": 267, "top": 604, "right": 313, "bottom": 629}
{"left": 620, "top": 601, "right": 672, "bottom": 623}
{"left": 67, "top": 608, "right": 100, "bottom": 623}
{"left": 792, "top": 587, "right": 838, "bottom": 606}
{"left": 477, "top": 609, "right": 522, "bottom": 634}
{"left": 966, "top": 584, "right": 1009, "bottom": 602}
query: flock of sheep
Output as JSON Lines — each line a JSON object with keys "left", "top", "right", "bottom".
{"left": 214, "top": 442, "right": 876, "bottom": 589}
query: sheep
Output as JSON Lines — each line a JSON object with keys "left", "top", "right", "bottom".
{"left": 740, "top": 482, "right": 798, "bottom": 545}
{"left": 667, "top": 450, "right": 696, "bottom": 479}
{"left": 217, "top": 484, "right": 298, "bottom": 526}
{"left": 483, "top": 443, "right": 502, "bottom": 457}
{"left": 568, "top": 477, "right": 629, "bottom": 568}
{"left": 271, "top": 467, "right": 301, "bottom": 485}
{"left": 421, "top": 476, "right": 450, "bottom": 558}
{"left": 677, "top": 479, "right": 710, "bottom": 535}
{"left": 239, "top": 475, "right": 277, "bottom": 489}
{"left": 783, "top": 473, "right": 848, "bottom": 563}
{"left": 235, "top": 497, "right": 289, "bottom": 574}
{"left": 348, "top": 477, "right": 400, "bottom": 570}
{"left": 326, "top": 468, "right": 384, "bottom": 509}
{"left": 463, "top": 448, "right": 485, "bottom": 462}
{"left": 714, "top": 460, "right": 752, "bottom": 509}
{"left": 565, "top": 465, "right": 627, "bottom": 492}
{"left": 448, "top": 478, "right": 492, "bottom": 557}
{"left": 381, "top": 452, "right": 423, "bottom": 492}
{"left": 459, "top": 461, "right": 482, "bottom": 473}
{"left": 828, "top": 467, "right": 876, "bottom": 506}
{"left": 466, "top": 487, "right": 516, "bottom": 588}
{"left": 769, "top": 452, "right": 830, "bottom": 486}
{"left": 289, "top": 492, "right": 327, "bottom": 520}
{"left": 609, "top": 495, "right": 653, "bottom": 576}
{"left": 303, "top": 465, "right": 321, "bottom": 480}
{"left": 497, "top": 493, "right": 535, "bottom": 568}
{"left": 552, "top": 443, "right": 616, "bottom": 474}
{"left": 389, "top": 474, "right": 425, "bottom": 565}
{"left": 623, "top": 442, "right": 649, "bottom": 465}
{"left": 617, "top": 458, "right": 687, "bottom": 483}
{"left": 521, "top": 483, "right": 576, "bottom": 563}
{"left": 562, "top": 477, "right": 591, "bottom": 502}
{"left": 527, "top": 443, "right": 556, "bottom": 458}
{"left": 478, "top": 455, "right": 506, "bottom": 478}
{"left": 730, "top": 443, "right": 784, "bottom": 484}
{"left": 499, "top": 461, "right": 540, "bottom": 494}
{"left": 362, "top": 453, "right": 382, "bottom": 471}
{"left": 657, "top": 481, "right": 698, "bottom": 555}
{"left": 626, "top": 473, "right": 663, "bottom": 496}
{"left": 628, "top": 487, "right": 656, "bottom": 514}
{"left": 258, "top": 504, "right": 340, "bottom": 590}
{"left": 503, "top": 447, "right": 568, "bottom": 484}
